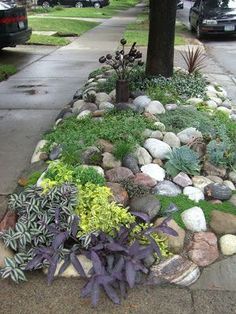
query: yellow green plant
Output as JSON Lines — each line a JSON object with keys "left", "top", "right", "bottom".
{"left": 75, "top": 183, "right": 135, "bottom": 237}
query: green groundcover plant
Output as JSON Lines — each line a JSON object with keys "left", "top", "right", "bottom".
{"left": 44, "top": 110, "right": 156, "bottom": 165}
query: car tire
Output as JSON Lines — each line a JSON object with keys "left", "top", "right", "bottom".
{"left": 75, "top": 1, "right": 83, "bottom": 7}
{"left": 94, "top": 2, "right": 101, "bottom": 8}
{"left": 196, "top": 24, "right": 203, "bottom": 39}
{"left": 42, "top": 1, "right": 51, "bottom": 8}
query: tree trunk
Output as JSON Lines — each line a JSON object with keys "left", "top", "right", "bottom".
{"left": 146, "top": 0, "right": 177, "bottom": 78}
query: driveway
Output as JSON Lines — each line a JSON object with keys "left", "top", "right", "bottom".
{"left": 0, "top": 4, "right": 144, "bottom": 200}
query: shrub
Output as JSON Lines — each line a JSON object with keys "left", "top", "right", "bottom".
{"left": 165, "top": 146, "right": 201, "bottom": 177}
{"left": 180, "top": 46, "right": 207, "bottom": 74}
{"left": 113, "top": 141, "right": 134, "bottom": 160}
{"left": 206, "top": 140, "right": 236, "bottom": 168}
{"left": 41, "top": 161, "right": 105, "bottom": 190}
{"left": 75, "top": 183, "right": 135, "bottom": 237}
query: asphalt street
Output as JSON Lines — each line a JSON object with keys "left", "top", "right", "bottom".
{"left": 177, "top": 1, "right": 236, "bottom": 89}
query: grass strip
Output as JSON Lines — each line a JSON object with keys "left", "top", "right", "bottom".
{"left": 0, "top": 64, "right": 17, "bottom": 81}
{"left": 28, "top": 17, "right": 99, "bottom": 35}
{"left": 27, "top": 34, "right": 70, "bottom": 46}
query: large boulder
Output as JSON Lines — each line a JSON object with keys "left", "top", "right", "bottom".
{"left": 210, "top": 210, "right": 236, "bottom": 235}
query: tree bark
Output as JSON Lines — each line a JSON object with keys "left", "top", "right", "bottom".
{"left": 146, "top": 0, "right": 177, "bottom": 78}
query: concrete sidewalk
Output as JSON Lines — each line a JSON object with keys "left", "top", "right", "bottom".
{"left": 0, "top": 3, "right": 144, "bottom": 201}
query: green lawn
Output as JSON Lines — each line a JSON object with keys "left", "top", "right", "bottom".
{"left": 124, "top": 12, "right": 189, "bottom": 46}
{"left": 27, "top": 34, "right": 70, "bottom": 46}
{"left": 30, "top": 0, "right": 139, "bottom": 18}
{"left": 0, "top": 64, "right": 16, "bottom": 81}
{"left": 28, "top": 17, "right": 98, "bottom": 35}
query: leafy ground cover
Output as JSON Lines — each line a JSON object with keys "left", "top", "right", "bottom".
{"left": 43, "top": 110, "right": 156, "bottom": 165}
{"left": 0, "top": 64, "right": 17, "bottom": 81}
{"left": 159, "top": 194, "right": 236, "bottom": 229}
{"left": 30, "top": 0, "right": 139, "bottom": 18}
{"left": 27, "top": 34, "right": 70, "bottom": 46}
{"left": 124, "top": 12, "right": 188, "bottom": 46}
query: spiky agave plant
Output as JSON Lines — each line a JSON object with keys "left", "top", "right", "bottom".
{"left": 180, "top": 46, "right": 207, "bottom": 74}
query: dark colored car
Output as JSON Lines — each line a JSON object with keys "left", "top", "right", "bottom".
{"left": 177, "top": 0, "right": 184, "bottom": 10}
{"left": 0, "top": 1, "right": 31, "bottom": 48}
{"left": 37, "top": 0, "right": 109, "bottom": 8}
{"left": 189, "top": 0, "right": 236, "bottom": 38}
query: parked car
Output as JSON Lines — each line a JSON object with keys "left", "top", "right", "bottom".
{"left": 37, "top": 0, "right": 109, "bottom": 9}
{"left": 0, "top": 1, "right": 31, "bottom": 48}
{"left": 177, "top": 0, "right": 184, "bottom": 10}
{"left": 189, "top": 0, "right": 236, "bottom": 38}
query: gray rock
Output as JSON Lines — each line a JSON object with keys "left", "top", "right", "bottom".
{"left": 73, "top": 102, "right": 97, "bottom": 115}
{"left": 229, "top": 194, "right": 236, "bottom": 207}
{"left": 229, "top": 171, "right": 236, "bottom": 184}
{"left": 122, "top": 154, "right": 139, "bottom": 174}
{"left": 81, "top": 146, "right": 102, "bottom": 165}
{"left": 206, "top": 175, "right": 223, "bottom": 184}
{"left": 163, "top": 132, "right": 180, "bottom": 148}
{"left": 129, "top": 195, "right": 161, "bottom": 220}
{"left": 134, "top": 146, "right": 152, "bottom": 165}
{"left": 223, "top": 180, "right": 236, "bottom": 191}
{"left": 49, "top": 145, "right": 62, "bottom": 161}
{"left": 177, "top": 128, "right": 202, "bottom": 144}
{"left": 165, "top": 103, "right": 178, "bottom": 111}
{"left": 72, "top": 99, "right": 88, "bottom": 112}
{"left": 149, "top": 130, "right": 163, "bottom": 140}
{"left": 133, "top": 95, "right": 151, "bottom": 108}
{"left": 55, "top": 107, "right": 73, "bottom": 121}
{"left": 76, "top": 110, "right": 91, "bottom": 119}
{"left": 95, "top": 92, "right": 111, "bottom": 106}
{"left": 99, "top": 102, "right": 114, "bottom": 110}
{"left": 204, "top": 183, "right": 232, "bottom": 200}
{"left": 144, "top": 138, "right": 171, "bottom": 160}
{"left": 145, "top": 100, "right": 165, "bottom": 115}
{"left": 210, "top": 210, "right": 236, "bottom": 235}
{"left": 173, "top": 172, "right": 192, "bottom": 188}
{"left": 153, "top": 180, "right": 181, "bottom": 197}
{"left": 149, "top": 255, "right": 200, "bottom": 287}
{"left": 102, "top": 152, "right": 121, "bottom": 169}
{"left": 191, "top": 255, "right": 236, "bottom": 291}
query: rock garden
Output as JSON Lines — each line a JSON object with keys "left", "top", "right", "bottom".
{"left": 1, "top": 40, "right": 236, "bottom": 306}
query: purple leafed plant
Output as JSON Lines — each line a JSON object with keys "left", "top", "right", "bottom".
{"left": 81, "top": 218, "right": 177, "bottom": 306}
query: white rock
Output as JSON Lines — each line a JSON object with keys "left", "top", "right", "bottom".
{"left": 217, "top": 107, "right": 231, "bottom": 115}
{"left": 76, "top": 110, "right": 91, "bottom": 119}
{"left": 154, "top": 122, "right": 166, "bottom": 132}
{"left": 206, "top": 85, "right": 217, "bottom": 94}
{"left": 192, "top": 176, "right": 213, "bottom": 191}
{"left": 44, "top": 255, "right": 93, "bottom": 278}
{"left": 144, "top": 138, "right": 171, "bottom": 160}
{"left": 181, "top": 207, "right": 207, "bottom": 232}
{"left": 177, "top": 128, "right": 202, "bottom": 144}
{"left": 145, "top": 100, "right": 165, "bottom": 115}
{"left": 95, "top": 92, "right": 111, "bottom": 106}
{"left": 183, "top": 186, "right": 205, "bottom": 202}
{"left": 205, "top": 100, "right": 218, "bottom": 109}
{"left": 163, "top": 132, "right": 181, "bottom": 148}
{"left": 141, "top": 163, "right": 165, "bottom": 181}
{"left": 220, "top": 235, "right": 236, "bottom": 256}
{"left": 134, "top": 146, "right": 152, "bottom": 165}
{"left": 223, "top": 180, "right": 236, "bottom": 191}
{"left": 31, "top": 140, "right": 48, "bottom": 164}
{"left": 186, "top": 98, "right": 203, "bottom": 106}
{"left": 165, "top": 103, "right": 178, "bottom": 111}
{"left": 133, "top": 95, "right": 151, "bottom": 108}
{"left": 99, "top": 102, "right": 114, "bottom": 110}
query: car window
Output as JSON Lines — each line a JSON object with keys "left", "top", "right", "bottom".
{"left": 203, "top": 0, "right": 236, "bottom": 9}
{"left": 0, "top": 1, "right": 11, "bottom": 9}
